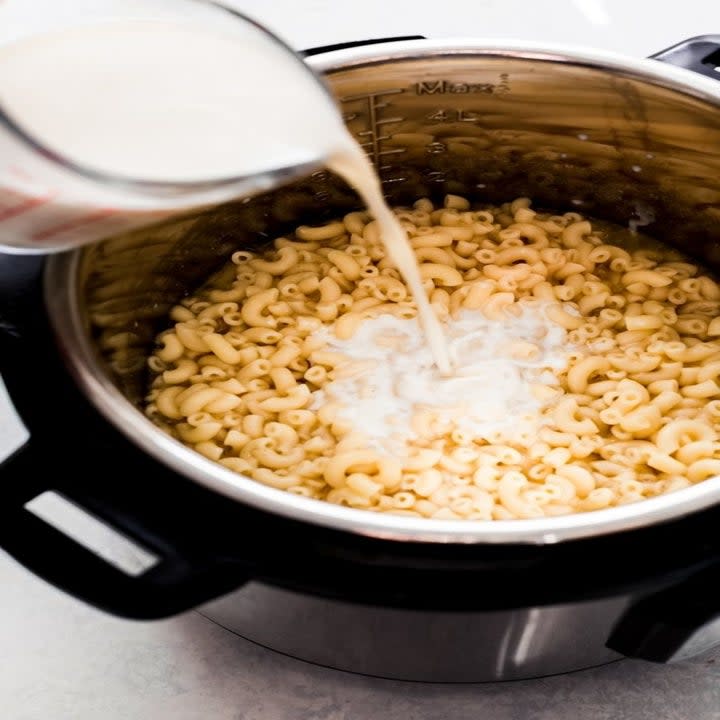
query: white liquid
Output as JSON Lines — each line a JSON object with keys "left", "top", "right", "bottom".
{"left": 0, "top": 18, "right": 454, "bottom": 372}
{"left": 0, "top": 20, "right": 343, "bottom": 180}
{"left": 315, "top": 308, "right": 568, "bottom": 455}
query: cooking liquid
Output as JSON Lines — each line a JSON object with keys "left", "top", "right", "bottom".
{"left": 0, "top": 18, "right": 454, "bottom": 373}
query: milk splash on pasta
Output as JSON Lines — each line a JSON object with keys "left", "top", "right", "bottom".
{"left": 314, "top": 306, "right": 568, "bottom": 455}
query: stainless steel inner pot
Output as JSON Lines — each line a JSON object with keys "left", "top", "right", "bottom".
{"left": 44, "top": 39, "right": 720, "bottom": 545}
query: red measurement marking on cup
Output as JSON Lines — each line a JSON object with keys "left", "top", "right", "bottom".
{"left": 0, "top": 193, "right": 56, "bottom": 221}
{"left": 31, "top": 208, "right": 117, "bottom": 242}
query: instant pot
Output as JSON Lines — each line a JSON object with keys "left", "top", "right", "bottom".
{"left": 2, "top": 36, "right": 720, "bottom": 682}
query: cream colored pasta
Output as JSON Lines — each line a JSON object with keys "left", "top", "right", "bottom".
{"left": 146, "top": 196, "right": 720, "bottom": 520}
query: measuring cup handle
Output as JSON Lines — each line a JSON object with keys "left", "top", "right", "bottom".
{"left": 650, "top": 35, "right": 720, "bottom": 77}
{"left": 0, "top": 254, "right": 254, "bottom": 618}
{"left": 302, "top": 35, "right": 425, "bottom": 57}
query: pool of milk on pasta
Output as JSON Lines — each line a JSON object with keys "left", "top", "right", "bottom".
{"left": 314, "top": 306, "right": 570, "bottom": 455}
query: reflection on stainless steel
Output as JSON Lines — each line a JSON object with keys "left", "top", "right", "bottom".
{"left": 44, "top": 41, "right": 720, "bottom": 543}
{"left": 513, "top": 607, "right": 542, "bottom": 666}
{"left": 199, "top": 581, "right": 628, "bottom": 681}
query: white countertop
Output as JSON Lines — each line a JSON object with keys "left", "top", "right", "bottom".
{"left": 3, "top": 0, "right": 720, "bottom": 717}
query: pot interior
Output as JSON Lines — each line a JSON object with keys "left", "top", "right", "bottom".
{"left": 73, "top": 51, "right": 720, "bottom": 407}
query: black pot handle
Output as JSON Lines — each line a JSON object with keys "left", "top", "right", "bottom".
{"left": 0, "top": 255, "right": 257, "bottom": 618}
{"left": 650, "top": 35, "right": 720, "bottom": 78}
{"left": 605, "top": 37, "right": 720, "bottom": 660}
{"left": 0, "top": 447, "right": 252, "bottom": 620}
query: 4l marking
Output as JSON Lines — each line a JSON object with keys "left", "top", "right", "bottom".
{"left": 427, "top": 108, "right": 481, "bottom": 123}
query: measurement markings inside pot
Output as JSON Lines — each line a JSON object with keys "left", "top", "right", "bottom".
{"left": 340, "top": 89, "right": 406, "bottom": 169}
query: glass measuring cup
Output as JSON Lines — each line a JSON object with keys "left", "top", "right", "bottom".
{"left": 0, "top": 0, "right": 346, "bottom": 253}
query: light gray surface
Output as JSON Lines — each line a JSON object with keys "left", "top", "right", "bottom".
{"left": 1, "top": 553, "right": 719, "bottom": 720}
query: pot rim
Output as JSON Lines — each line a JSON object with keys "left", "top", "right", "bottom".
{"left": 46, "top": 38, "right": 720, "bottom": 545}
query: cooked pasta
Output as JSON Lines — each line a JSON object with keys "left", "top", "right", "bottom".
{"left": 145, "top": 196, "right": 720, "bottom": 520}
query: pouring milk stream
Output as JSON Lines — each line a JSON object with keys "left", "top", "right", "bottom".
{"left": 0, "top": 16, "right": 454, "bottom": 374}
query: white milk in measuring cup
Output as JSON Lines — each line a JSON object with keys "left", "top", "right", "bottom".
{"left": 0, "top": 7, "right": 347, "bottom": 253}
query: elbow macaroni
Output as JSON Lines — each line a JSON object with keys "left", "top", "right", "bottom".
{"left": 146, "top": 195, "right": 720, "bottom": 520}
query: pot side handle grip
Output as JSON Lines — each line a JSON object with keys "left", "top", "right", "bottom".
{"left": 607, "top": 562, "right": 720, "bottom": 662}
{"left": 0, "top": 256, "right": 251, "bottom": 619}
{"left": 650, "top": 35, "right": 720, "bottom": 78}
{"left": 0, "top": 443, "right": 254, "bottom": 620}
{"left": 0, "top": 448, "right": 250, "bottom": 620}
